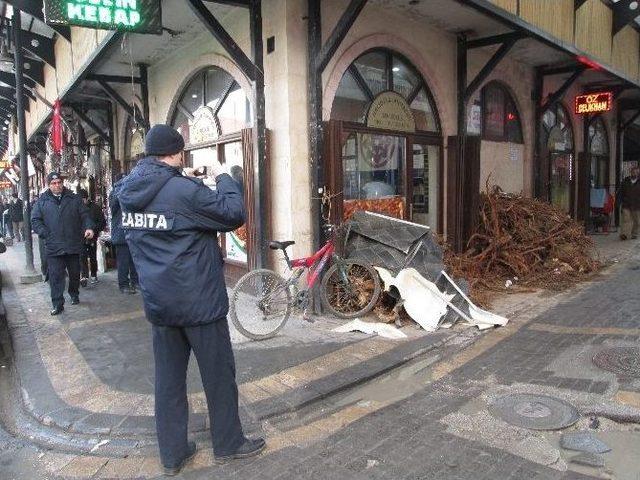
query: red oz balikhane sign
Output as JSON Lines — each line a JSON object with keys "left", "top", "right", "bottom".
{"left": 575, "top": 92, "right": 613, "bottom": 115}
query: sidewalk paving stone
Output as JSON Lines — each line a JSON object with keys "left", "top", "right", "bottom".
{"left": 0, "top": 240, "right": 456, "bottom": 441}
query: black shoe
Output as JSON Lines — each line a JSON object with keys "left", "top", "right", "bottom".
{"left": 50, "top": 306, "right": 64, "bottom": 316}
{"left": 162, "top": 441, "right": 197, "bottom": 476}
{"left": 70, "top": 297, "right": 80, "bottom": 305}
{"left": 80, "top": 277, "right": 88, "bottom": 287}
{"left": 214, "top": 438, "right": 266, "bottom": 464}
{"left": 621, "top": 234, "right": 628, "bottom": 241}
{"left": 120, "top": 287, "right": 136, "bottom": 295}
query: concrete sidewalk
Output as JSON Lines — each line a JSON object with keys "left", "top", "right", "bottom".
{"left": 0, "top": 238, "right": 458, "bottom": 451}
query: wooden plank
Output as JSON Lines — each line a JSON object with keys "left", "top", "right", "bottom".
{"left": 488, "top": 0, "right": 518, "bottom": 15}
{"left": 574, "top": 0, "right": 612, "bottom": 62}
{"left": 519, "top": 0, "right": 575, "bottom": 44}
{"left": 612, "top": 26, "right": 640, "bottom": 81}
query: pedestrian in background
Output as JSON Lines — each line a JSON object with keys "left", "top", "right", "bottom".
{"left": 9, "top": 192, "right": 24, "bottom": 242}
{"left": 3, "top": 198, "right": 12, "bottom": 240}
{"left": 78, "top": 189, "right": 106, "bottom": 286}
{"left": 618, "top": 166, "right": 640, "bottom": 240}
{"left": 109, "top": 173, "right": 138, "bottom": 294}
{"left": 31, "top": 173, "right": 94, "bottom": 315}
{"left": 118, "top": 124, "right": 264, "bottom": 476}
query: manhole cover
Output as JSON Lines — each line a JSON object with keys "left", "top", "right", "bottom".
{"left": 488, "top": 394, "right": 579, "bottom": 430}
{"left": 593, "top": 347, "right": 640, "bottom": 378}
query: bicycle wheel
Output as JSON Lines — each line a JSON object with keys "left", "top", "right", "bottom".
{"left": 320, "top": 260, "right": 381, "bottom": 319}
{"left": 229, "top": 269, "right": 292, "bottom": 340}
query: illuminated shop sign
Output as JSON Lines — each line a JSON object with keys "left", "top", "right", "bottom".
{"left": 574, "top": 92, "right": 613, "bottom": 115}
{"left": 44, "top": 0, "right": 162, "bottom": 34}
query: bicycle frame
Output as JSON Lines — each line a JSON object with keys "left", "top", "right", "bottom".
{"left": 289, "top": 239, "right": 335, "bottom": 288}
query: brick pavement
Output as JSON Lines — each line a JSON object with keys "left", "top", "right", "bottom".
{"left": 1, "top": 235, "right": 639, "bottom": 479}
{"left": 0, "top": 239, "right": 455, "bottom": 444}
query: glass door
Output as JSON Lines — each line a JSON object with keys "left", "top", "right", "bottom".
{"left": 222, "top": 141, "right": 247, "bottom": 264}
{"left": 550, "top": 152, "right": 574, "bottom": 214}
{"left": 410, "top": 142, "right": 440, "bottom": 229}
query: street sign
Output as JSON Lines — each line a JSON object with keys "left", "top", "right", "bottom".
{"left": 574, "top": 92, "right": 613, "bottom": 115}
{"left": 44, "top": 0, "right": 162, "bottom": 34}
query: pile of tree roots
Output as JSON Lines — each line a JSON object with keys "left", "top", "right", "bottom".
{"left": 445, "top": 187, "right": 601, "bottom": 300}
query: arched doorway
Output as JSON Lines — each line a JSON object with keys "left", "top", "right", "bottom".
{"left": 168, "top": 66, "right": 253, "bottom": 281}
{"left": 541, "top": 103, "right": 575, "bottom": 214}
{"left": 588, "top": 117, "right": 609, "bottom": 188}
{"left": 327, "top": 48, "right": 443, "bottom": 230}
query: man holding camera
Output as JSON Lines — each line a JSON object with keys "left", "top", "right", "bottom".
{"left": 118, "top": 124, "right": 264, "bottom": 476}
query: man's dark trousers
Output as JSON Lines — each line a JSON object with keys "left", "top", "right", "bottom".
{"left": 48, "top": 254, "right": 80, "bottom": 307}
{"left": 115, "top": 244, "right": 138, "bottom": 288}
{"left": 81, "top": 241, "right": 98, "bottom": 278}
{"left": 152, "top": 319, "right": 244, "bottom": 467}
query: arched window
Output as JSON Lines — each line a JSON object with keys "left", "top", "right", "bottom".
{"left": 588, "top": 117, "right": 609, "bottom": 188}
{"left": 332, "top": 49, "right": 440, "bottom": 133}
{"left": 328, "top": 48, "right": 443, "bottom": 230}
{"left": 170, "top": 67, "right": 250, "bottom": 149}
{"left": 480, "top": 82, "right": 523, "bottom": 143}
{"left": 541, "top": 103, "right": 575, "bottom": 213}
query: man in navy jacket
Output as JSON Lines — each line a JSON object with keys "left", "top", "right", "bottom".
{"left": 118, "top": 124, "right": 264, "bottom": 475}
{"left": 109, "top": 173, "right": 138, "bottom": 294}
{"left": 31, "top": 172, "right": 94, "bottom": 315}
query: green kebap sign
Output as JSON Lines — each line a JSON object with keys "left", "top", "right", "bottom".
{"left": 44, "top": 0, "right": 162, "bottom": 34}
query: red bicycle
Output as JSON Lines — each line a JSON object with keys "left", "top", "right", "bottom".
{"left": 229, "top": 224, "right": 381, "bottom": 340}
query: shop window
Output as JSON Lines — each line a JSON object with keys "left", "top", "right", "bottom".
{"left": 331, "top": 48, "right": 442, "bottom": 230}
{"left": 541, "top": 102, "right": 574, "bottom": 214}
{"left": 588, "top": 117, "right": 609, "bottom": 188}
{"left": 480, "top": 82, "right": 523, "bottom": 143}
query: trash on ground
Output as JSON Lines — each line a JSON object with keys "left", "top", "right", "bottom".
{"left": 90, "top": 439, "right": 110, "bottom": 452}
{"left": 374, "top": 267, "right": 508, "bottom": 331}
{"left": 345, "top": 210, "right": 444, "bottom": 281}
{"left": 332, "top": 319, "right": 407, "bottom": 340}
{"left": 444, "top": 186, "right": 600, "bottom": 301}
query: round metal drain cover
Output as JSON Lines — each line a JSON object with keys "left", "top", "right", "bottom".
{"left": 593, "top": 347, "right": 640, "bottom": 378}
{"left": 488, "top": 394, "right": 579, "bottom": 430}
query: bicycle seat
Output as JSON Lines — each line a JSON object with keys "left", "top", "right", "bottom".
{"left": 269, "top": 240, "right": 295, "bottom": 250}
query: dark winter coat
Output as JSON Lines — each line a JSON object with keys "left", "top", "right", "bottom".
{"left": 9, "top": 198, "right": 23, "bottom": 222}
{"left": 109, "top": 179, "right": 127, "bottom": 245}
{"left": 618, "top": 176, "right": 640, "bottom": 211}
{"left": 118, "top": 156, "right": 245, "bottom": 327}
{"left": 86, "top": 201, "right": 107, "bottom": 235}
{"left": 31, "top": 188, "right": 94, "bottom": 256}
